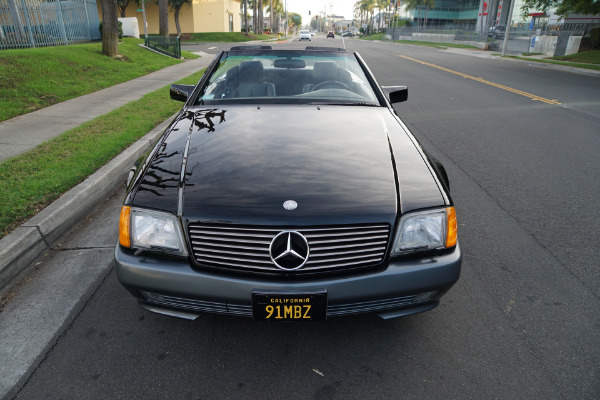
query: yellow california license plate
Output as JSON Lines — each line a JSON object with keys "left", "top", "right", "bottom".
{"left": 252, "top": 292, "right": 327, "bottom": 321}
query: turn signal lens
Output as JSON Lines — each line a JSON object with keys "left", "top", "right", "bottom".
{"left": 119, "top": 206, "right": 131, "bottom": 248}
{"left": 446, "top": 207, "right": 457, "bottom": 248}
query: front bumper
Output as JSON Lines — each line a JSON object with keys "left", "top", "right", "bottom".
{"left": 115, "top": 243, "right": 461, "bottom": 320}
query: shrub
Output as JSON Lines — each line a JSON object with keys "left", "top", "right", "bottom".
{"left": 99, "top": 21, "right": 123, "bottom": 39}
{"left": 590, "top": 27, "right": 600, "bottom": 50}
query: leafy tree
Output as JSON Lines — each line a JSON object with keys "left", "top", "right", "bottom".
{"left": 169, "top": 0, "right": 191, "bottom": 36}
{"left": 99, "top": 0, "right": 119, "bottom": 56}
{"left": 403, "top": 0, "right": 435, "bottom": 28}
{"left": 289, "top": 12, "right": 301, "bottom": 33}
{"left": 117, "top": 0, "right": 130, "bottom": 18}
{"left": 521, "top": 0, "right": 600, "bottom": 18}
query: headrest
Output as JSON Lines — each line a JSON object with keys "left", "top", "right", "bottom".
{"left": 313, "top": 62, "right": 338, "bottom": 82}
{"left": 239, "top": 61, "right": 264, "bottom": 82}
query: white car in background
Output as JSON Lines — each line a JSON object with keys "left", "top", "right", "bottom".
{"left": 299, "top": 30, "right": 311, "bottom": 41}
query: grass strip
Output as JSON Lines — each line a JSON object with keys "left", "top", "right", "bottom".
{"left": 550, "top": 50, "right": 600, "bottom": 64}
{"left": 0, "top": 69, "right": 205, "bottom": 239}
{"left": 393, "top": 40, "right": 479, "bottom": 49}
{"left": 502, "top": 55, "right": 600, "bottom": 71}
{"left": 0, "top": 38, "right": 196, "bottom": 122}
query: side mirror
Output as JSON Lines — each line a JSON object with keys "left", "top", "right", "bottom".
{"left": 170, "top": 84, "right": 195, "bottom": 102}
{"left": 381, "top": 86, "right": 408, "bottom": 104}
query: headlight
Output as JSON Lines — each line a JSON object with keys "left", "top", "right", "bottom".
{"left": 119, "top": 206, "right": 187, "bottom": 256}
{"left": 391, "top": 207, "right": 457, "bottom": 256}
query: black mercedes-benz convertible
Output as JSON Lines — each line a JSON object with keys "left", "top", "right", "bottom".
{"left": 116, "top": 46, "right": 461, "bottom": 321}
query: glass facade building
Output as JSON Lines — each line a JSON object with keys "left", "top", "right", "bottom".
{"left": 407, "top": 0, "right": 482, "bottom": 29}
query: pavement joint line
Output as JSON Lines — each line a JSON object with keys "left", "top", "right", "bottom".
{"left": 34, "top": 226, "right": 52, "bottom": 249}
{"left": 398, "top": 55, "right": 562, "bottom": 105}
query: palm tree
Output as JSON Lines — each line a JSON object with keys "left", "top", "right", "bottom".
{"left": 360, "top": 0, "right": 376, "bottom": 35}
{"left": 258, "top": 0, "right": 263, "bottom": 34}
{"left": 377, "top": 0, "right": 388, "bottom": 32}
{"left": 266, "top": 0, "right": 283, "bottom": 34}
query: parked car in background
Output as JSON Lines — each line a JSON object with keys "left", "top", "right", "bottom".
{"left": 327, "top": 31, "right": 335, "bottom": 38}
{"left": 311, "top": 31, "right": 315, "bottom": 36}
{"left": 299, "top": 30, "right": 311, "bottom": 41}
{"left": 342, "top": 31, "right": 353, "bottom": 37}
{"left": 488, "top": 25, "right": 506, "bottom": 39}
{"left": 116, "top": 46, "right": 461, "bottom": 322}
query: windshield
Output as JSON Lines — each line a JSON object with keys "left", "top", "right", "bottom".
{"left": 196, "top": 50, "right": 382, "bottom": 106}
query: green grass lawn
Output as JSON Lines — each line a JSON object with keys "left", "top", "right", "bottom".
{"left": 550, "top": 50, "right": 600, "bottom": 64}
{"left": 0, "top": 69, "right": 205, "bottom": 239}
{"left": 0, "top": 38, "right": 198, "bottom": 122}
{"left": 179, "top": 32, "right": 277, "bottom": 43}
{"left": 501, "top": 52, "right": 600, "bottom": 71}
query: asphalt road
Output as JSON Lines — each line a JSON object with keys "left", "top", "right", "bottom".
{"left": 7, "top": 35, "right": 600, "bottom": 399}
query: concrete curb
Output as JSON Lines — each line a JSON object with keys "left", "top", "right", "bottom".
{"left": 0, "top": 114, "right": 177, "bottom": 294}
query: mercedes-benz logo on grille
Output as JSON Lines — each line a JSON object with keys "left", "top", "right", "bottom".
{"left": 269, "top": 231, "right": 310, "bottom": 270}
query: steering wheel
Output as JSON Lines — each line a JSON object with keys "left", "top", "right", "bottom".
{"left": 311, "top": 80, "right": 351, "bottom": 91}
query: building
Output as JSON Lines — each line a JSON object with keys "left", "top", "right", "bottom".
{"left": 99, "top": 0, "right": 241, "bottom": 35}
{"left": 406, "top": 0, "right": 480, "bottom": 29}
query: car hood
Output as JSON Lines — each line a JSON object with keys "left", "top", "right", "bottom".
{"left": 130, "top": 105, "right": 443, "bottom": 226}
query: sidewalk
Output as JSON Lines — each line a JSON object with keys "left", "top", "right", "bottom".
{"left": 0, "top": 52, "right": 213, "bottom": 163}
{"left": 0, "top": 51, "right": 214, "bottom": 293}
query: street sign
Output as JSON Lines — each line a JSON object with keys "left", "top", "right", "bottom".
{"left": 529, "top": 20, "right": 534, "bottom": 30}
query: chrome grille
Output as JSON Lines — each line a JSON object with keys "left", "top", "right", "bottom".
{"left": 141, "top": 292, "right": 421, "bottom": 318}
{"left": 188, "top": 223, "right": 390, "bottom": 273}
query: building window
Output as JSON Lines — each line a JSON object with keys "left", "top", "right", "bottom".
{"left": 229, "top": 14, "right": 234, "bottom": 32}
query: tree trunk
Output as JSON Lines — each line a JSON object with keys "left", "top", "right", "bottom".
{"left": 244, "top": 0, "right": 248, "bottom": 34}
{"left": 258, "top": 0, "right": 263, "bottom": 34}
{"left": 99, "top": 0, "right": 119, "bottom": 57}
{"left": 174, "top": 6, "right": 181, "bottom": 36}
{"left": 269, "top": 0, "right": 272, "bottom": 33}
{"left": 253, "top": 0, "right": 257, "bottom": 34}
{"left": 158, "top": 0, "right": 168, "bottom": 36}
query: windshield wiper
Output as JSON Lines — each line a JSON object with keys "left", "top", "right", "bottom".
{"left": 308, "top": 102, "right": 380, "bottom": 107}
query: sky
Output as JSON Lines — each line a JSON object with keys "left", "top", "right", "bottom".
{"left": 285, "top": 0, "right": 357, "bottom": 27}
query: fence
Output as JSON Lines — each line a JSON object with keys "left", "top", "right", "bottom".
{"left": 487, "top": 23, "right": 600, "bottom": 56}
{"left": 384, "top": 26, "right": 488, "bottom": 47}
{"left": 0, "top": 0, "right": 100, "bottom": 50}
{"left": 145, "top": 35, "right": 181, "bottom": 59}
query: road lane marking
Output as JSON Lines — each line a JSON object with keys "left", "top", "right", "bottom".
{"left": 208, "top": 46, "right": 217, "bottom": 50}
{"left": 398, "top": 55, "right": 562, "bottom": 105}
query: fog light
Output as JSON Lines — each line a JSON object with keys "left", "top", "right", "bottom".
{"left": 140, "top": 291, "right": 165, "bottom": 303}
{"left": 414, "top": 291, "right": 438, "bottom": 303}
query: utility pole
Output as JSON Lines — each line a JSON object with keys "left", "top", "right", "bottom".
{"left": 285, "top": 0, "right": 288, "bottom": 38}
{"left": 501, "top": 0, "right": 516, "bottom": 56}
